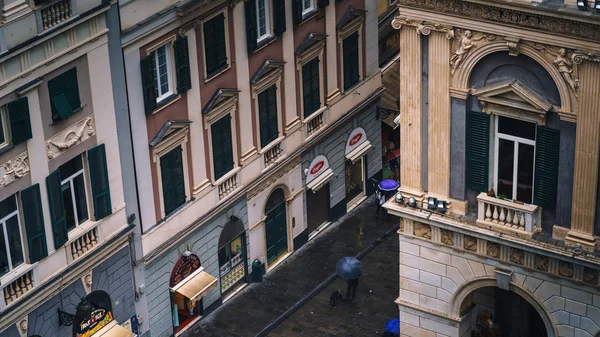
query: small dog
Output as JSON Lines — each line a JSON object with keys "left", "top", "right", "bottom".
{"left": 329, "top": 290, "right": 343, "bottom": 307}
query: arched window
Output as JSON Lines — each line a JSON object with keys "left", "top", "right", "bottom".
{"left": 265, "top": 188, "right": 285, "bottom": 214}
{"left": 218, "top": 217, "right": 247, "bottom": 295}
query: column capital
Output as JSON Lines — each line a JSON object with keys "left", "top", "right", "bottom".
{"left": 572, "top": 50, "right": 600, "bottom": 65}
{"left": 391, "top": 16, "right": 454, "bottom": 39}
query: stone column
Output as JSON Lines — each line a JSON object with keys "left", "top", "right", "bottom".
{"left": 566, "top": 57, "right": 600, "bottom": 251}
{"left": 325, "top": 2, "right": 340, "bottom": 102}
{"left": 398, "top": 26, "right": 422, "bottom": 194}
{"left": 282, "top": 0, "right": 299, "bottom": 130}
{"left": 427, "top": 31, "right": 451, "bottom": 198}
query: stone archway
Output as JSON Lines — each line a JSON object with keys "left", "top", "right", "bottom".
{"left": 450, "top": 278, "right": 558, "bottom": 337}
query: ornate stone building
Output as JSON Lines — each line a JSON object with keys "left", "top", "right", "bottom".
{"left": 384, "top": 0, "right": 600, "bottom": 336}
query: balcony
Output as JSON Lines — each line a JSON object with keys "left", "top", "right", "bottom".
{"left": 304, "top": 107, "right": 327, "bottom": 139}
{"left": 217, "top": 169, "right": 240, "bottom": 200}
{"left": 2, "top": 269, "right": 34, "bottom": 308}
{"left": 476, "top": 193, "right": 541, "bottom": 237}
{"left": 69, "top": 226, "right": 99, "bottom": 261}
{"left": 37, "top": 0, "right": 73, "bottom": 32}
{"left": 262, "top": 139, "right": 284, "bottom": 170}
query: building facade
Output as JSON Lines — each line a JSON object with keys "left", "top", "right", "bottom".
{"left": 119, "top": 0, "right": 382, "bottom": 336}
{"left": 0, "top": 0, "right": 138, "bottom": 337}
{"left": 384, "top": 1, "right": 600, "bottom": 336}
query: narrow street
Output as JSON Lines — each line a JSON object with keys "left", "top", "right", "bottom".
{"left": 185, "top": 198, "right": 399, "bottom": 337}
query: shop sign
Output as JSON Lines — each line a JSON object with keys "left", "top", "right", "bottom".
{"left": 170, "top": 253, "right": 201, "bottom": 287}
{"left": 345, "top": 128, "right": 368, "bottom": 155}
{"left": 306, "top": 155, "right": 330, "bottom": 185}
{"left": 379, "top": 30, "right": 399, "bottom": 65}
{"left": 121, "top": 315, "right": 139, "bottom": 335}
{"left": 75, "top": 308, "right": 113, "bottom": 337}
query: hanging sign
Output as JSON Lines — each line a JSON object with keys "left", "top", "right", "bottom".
{"left": 75, "top": 308, "right": 113, "bottom": 337}
{"left": 345, "top": 128, "right": 368, "bottom": 155}
{"left": 170, "top": 253, "right": 201, "bottom": 287}
{"left": 306, "top": 155, "right": 330, "bottom": 185}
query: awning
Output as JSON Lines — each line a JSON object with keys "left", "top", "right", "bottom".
{"left": 306, "top": 168, "right": 334, "bottom": 192}
{"left": 97, "top": 321, "right": 136, "bottom": 337}
{"left": 170, "top": 267, "right": 218, "bottom": 302}
{"left": 346, "top": 140, "right": 372, "bottom": 163}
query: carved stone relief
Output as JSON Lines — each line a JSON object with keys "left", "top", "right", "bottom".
{"left": 441, "top": 229, "right": 454, "bottom": 246}
{"left": 532, "top": 43, "right": 579, "bottom": 97}
{"left": 534, "top": 255, "right": 549, "bottom": 271}
{"left": 510, "top": 248, "right": 524, "bottom": 265}
{"left": 487, "top": 242, "right": 501, "bottom": 258}
{"left": 450, "top": 29, "right": 496, "bottom": 75}
{"left": 464, "top": 235, "right": 477, "bottom": 252}
{"left": 391, "top": 16, "right": 454, "bottom": 39}
{"left": 413, "top": 222, "right": 431, "bottom": 240}
{"left": 0, "top": 151, "right": 29, "bottom": 189}
{"left": 558, "top": 261, "right": 574, "bottom": 278}
{"left": 505, "top": 37, "right": 520, "bottom": 57}
{"left": 17, "top": 316, "right": 27, "bottom": 337}
{"left": 81, "top": 271, "right": 93, "bottom": 294}
{"left": 584, "top": 267, "right": 599, "bottom": 285}
{"left": 246, "top": 157, "right": 300, "bottom": 200}
{"left": 46, "top": 115, "right": 95, "bottom": 159}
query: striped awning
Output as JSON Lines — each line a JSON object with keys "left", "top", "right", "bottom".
{"left": 346, "top": 140, "right": 372, "bottom": 163}
{"left": 306, "top": 168, "right": 334, "bottom": 192}
{"left": 171, "top": 267, "right": 218, "bottom": 302}
{"left": 96, "top": 321, "right": 136, "bottom": 337}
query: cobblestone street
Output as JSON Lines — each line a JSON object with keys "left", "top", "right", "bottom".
{"left": 185, "top": 198, "right": 399, "bottom": 337}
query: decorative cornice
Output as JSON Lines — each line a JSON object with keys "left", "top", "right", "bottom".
{"left": 229, "top": 0, "right": 244, "bottom": 8}
{"left": 0, "top": 151, "right": 29, "bottom": 189}
{"left": 391, "top": 16, "right": 454, "bottom": 39}
{"left": 397, "top": 0, "right": 600, "bottom": 42}
{"left": 247, "top": 157, "right": 301, "bottom": 201}
{"left": 46, "top": 115, "right": 95, "bottom": 160}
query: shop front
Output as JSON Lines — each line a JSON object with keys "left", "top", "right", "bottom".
{"left": 72, "top": 290, "right": 137, "bottom": 337}
{"left": 344, "top": 128, "right": 372, "bottom": 210}
{"left": 169, "top": 253, "right": 217, "bottom": 334}
{"left": 218, "top": 217, "right": 247, "bottom": 299}
{"left": 305, "top": 155, "right": 334, "bottom": 237}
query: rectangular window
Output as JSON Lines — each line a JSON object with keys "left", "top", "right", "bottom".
{"left": 302, "top": 0, "right": 314, "bottom": 14}
{"left": 495, "top": 116, "right": 536, "bottom": 204}
{"left": 204, "top": 13, "right": 228, "bottom": 77}
{"left": 256, "top": 0, "right": 271, "bottom": 42}
{"left": 160, "top": 145, "right": 187, "bottom": 216}
{"left": 48, "top": 67, "right": 81, "bottom": 121}
{"left": 211, "top": 115, "right": 235, "bottom": 180}
{"left": 302, "top": 58, "right": 321, "bottom": 118}
{"left": 258, "top": 85, "right": 279, "bottom": 148}
{"left": 153, "top": 44, "right": 174, "bottom": 102}
{"left": 58, "top": 155, "right": 89, "bottom": 232}
{"left": 343, "top": 31, "right": 360, "bottom": 91}
{"left": 0, "top": 196, "right": 24, "bottom": 277}
{"left": 0, "top": 107, "right": 9, "bottom": 149}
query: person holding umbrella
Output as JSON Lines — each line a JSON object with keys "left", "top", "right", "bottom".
{"left": 383, "top": 318, "right": 400, "bottom": 336}
{"left": 336, "top": 257, "right": 362, "bottom": 301}
{"left": 375, "top": 179, "right": 399, "bottom": 221}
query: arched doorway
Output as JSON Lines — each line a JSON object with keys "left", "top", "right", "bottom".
{"left": 460, "top": 286, "right": 548, "bottom": 337}
{"left": 218, "top": 217, "right": 247, "bottom": 298}
{"left": 265, "top": 188, "right": 288, "bottom": 265}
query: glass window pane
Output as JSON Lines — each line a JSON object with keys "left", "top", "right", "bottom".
{"left": 157, "top": 46, "right": 169, "bottom": 96}
{"left": 62, "top": 183, "right": 76, "bottom": 232}
{"left": 73, "top": 174, "right": 88, "bottom": 225}
{"left": 5, "top": 216, "right": 23, "bottom": 269}
{"left": 257, "top": 0, "right": 266, "bottom": 36}
{"left": 497, "top": 138, "right": 514, "bottom": 200}
{"left": 0, "top": 196, "right": 17, "bottom": 220}
{"left": 498, "top": 116, "right": 536, "bottom": 140}
{"left": 516, "top": 143, "right": 535, "bottom": 204}
{"left": 0, "top": 112, "right": 6, "bottom": 145}
{"left": 0, "top": 226, "right": 8, "bottom": 277}
{"left": 59, "top": 155, "right": 83, "bottom": 180}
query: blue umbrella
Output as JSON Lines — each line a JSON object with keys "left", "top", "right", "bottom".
{"left": 378, "top": 179, "right": 399, "bottom": 191}
{"left": 385, "top": 318, "right": 400, "bottom": 334}
{"left": 336, "top": 257, "right": 362, "bottom": 280}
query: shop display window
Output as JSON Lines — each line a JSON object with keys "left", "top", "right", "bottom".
{"left": 219, "top": 235, "right": 246, "bottom": 294}
{"left": 346, "top": 158, "right": 365, "bottom": 203}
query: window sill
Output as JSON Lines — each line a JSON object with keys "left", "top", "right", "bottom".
{"left": 302, "top": 106, "right": 327, "bottom": 124}
{"left": 254, "top": 36, "right": 277, "bottom": 54}
{"left": 205, "top": 64, "right": 231, "bottom": 83}
{"left": 342, "top": 79, "right": 363, "bottom": 95}
{"left": 51, "top": 106, "right": 83, "bottom": 125}
{"left": 0, "top": 262, "right": 36, "bottom": 289}
{"left": 259, "top": 136, "right": 285, "bottom": 155}
{"left": 0, "top": 144, "right": 15, "bottom": 156}
{"left": 152, "top": 94, "right": 181, "bottom": 115}
{"left": 156, "top": 198, "right": 195, "bottom": 227}
{"left": 298, "top": 8, "right": 319, "bottom": 26}
{"left": 213, "top": 166, "right": 242, "bottom": 187}
{"left": 66, "top": 219, "right": 100, "bottom": 245}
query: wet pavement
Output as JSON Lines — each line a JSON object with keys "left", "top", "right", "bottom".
{"left": 185, "top": 198, "right": 399, "bottom": 337}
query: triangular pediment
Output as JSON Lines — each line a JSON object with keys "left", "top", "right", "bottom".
{"left": 150, "top": 120, "right": 192, "bottom": 147}
{"left": 472, "top": 80, "right": 554, "bottom": 114}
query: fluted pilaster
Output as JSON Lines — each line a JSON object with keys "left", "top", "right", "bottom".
{"left": 566, "top": 60, "right": 600, "bottom": 251}
{"left": 427, "top": 32, "right": 451, "bottom": 198}
{"left": 399, "top": 28, "right": 422, "bottom": 192}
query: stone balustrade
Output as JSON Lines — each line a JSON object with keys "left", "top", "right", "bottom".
{"left": 2, "top": 270, "right": 34, "bottom": 307}
{"left": 263, "top": 141, "right": 284, "bottom": 169}
{"left": 304, "top": 108, "right": 326, "bottom": 138}
{"left": 477, "top": 192, "right": 541, "bottom": 234}
{"left": 40, "top": 0, "right": 73, "bottom": 31}
{"left": 218, "top": 171, "right": 238, "bottom": 200}
{"left": 70, "top": 227, "right": 99, "bottom": 261}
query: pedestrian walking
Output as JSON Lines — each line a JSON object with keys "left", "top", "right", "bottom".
{"left": 346, "top": 276, "right": 359, "bottom": 300}
{"left": 375, "top": 189, "right": 385, "bottom": 217}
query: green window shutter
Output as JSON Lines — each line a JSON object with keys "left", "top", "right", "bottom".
{"left": 88, "top": 144, "right": 112, "bottom": 220}
{"left": 267, "top": 86, "right": 279, "bottom": 146}
{"left": 212, "top": 116, "right": 234, "bottom": 180}
{"left": 245, "top": 0, "right": 258, "bottom": 54}
{"left": 21, "top": 184, "right": 48, "bottom": 263}
{"left": 533, "top": 125, "right": 560, "bottom": 209}
{"left": 310, "top": 58, "right": 320, "bottom": 112}
{"left": 221, "top": 115, "right": 234, "bottom": 176}
{"left": 302, "top": 62, "right": 313, "bottom": 117}
{"left": 7, "top": 97, "right": 32, "bottom": 145}
{"left": 466, "top": 111, "right": 490, "bottom": 192}
{"left": 161, "top": 146, "right": 186, "bottom": 216}
{"left": 48, "top": 68, "right": 80, "bottom": 121}
{"left": 258, "top": 88, "right": 271, "bottom": 148}
{"left": 292, "top": 0, "right": 302, "bottom": 25}
{"left": 45, "top": 170, "right": 68, "bottom": 249}
{"left": 318, "top": 0, "right": 329, "bottom": 8}
{"left": 141, "top": 53, "right": 157, "bottom": 114}
{"left": 63, "top": 68, "right": 81, "bottom": 111}
{"left": 273, "top": 0, "right": 286, "bottom": 36}
{"left": 211, "top": 118, "right": 223, "bottom": 180}
{"left": 174, "top": 36, "right": 192, "bottom": 93}
{"left": 343, "top": 32, "right": 359, "bottom": 90}
{"left": 204, "top": 14, "right": 228, "bottom": 77}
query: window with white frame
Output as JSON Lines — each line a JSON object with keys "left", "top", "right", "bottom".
{"left": 58, "top": 155, "right": 89, "bottom": 232}
{"left": 0, "top": 107, "right": 10, "bottom": 150}
{"left": 256, "top": 0, "right": 271, "bottom": 42}
{"left": 301, "top": 0, "right": 315, "bottom": 15}
{"left": 152, "top": 43, "right": 174, "bottom": 103}
{"left": 494, "top": 116, "right": 536, "bottom": 204}
{"left": 0, "top": 195, "right": 24, "bottom": 277}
